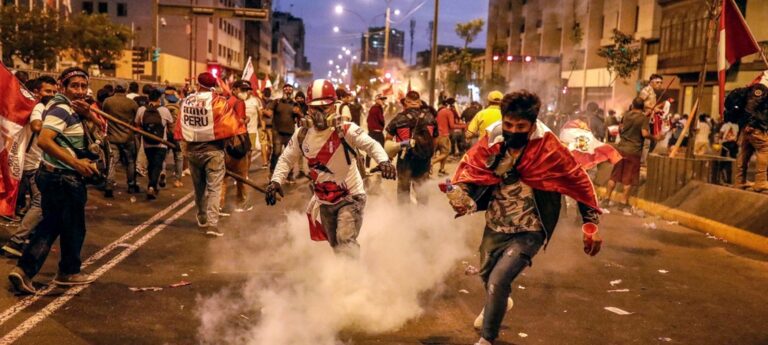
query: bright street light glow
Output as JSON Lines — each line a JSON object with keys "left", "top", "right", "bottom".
{"left": 334, "top": 5, "right": 343, "bottom": 14}
{"left": 525, "top": 55, "right": 532, "bottom": 62}
{"left": 338, "top": 54, "right": 343, "bottom": 59}
{"left": 345, "top": 50, "right": 351, "bottom": 56}
{"left": 352, "top": 56, "right": 357, "bottom": 60}
{"left": 333, "top": 26, "right": 339, "bottom": 33}
{"left": 342, "top": 46, "right": 346, "bottom": 51}
{"left": 394, "top": 9, "right": 401, "bottom": 16}
{"left": 329, "top": 60, "right": 334, "bottom": 65}
{"left": 384, "top": 72, "right": 392, "bottom": 79}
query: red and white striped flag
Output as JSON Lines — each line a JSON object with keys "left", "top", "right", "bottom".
{"left": 0, "top": 62, "right": 37, "bottom": 216}
{"left": 718, "top": 0, "right": 761, "bottom": 115}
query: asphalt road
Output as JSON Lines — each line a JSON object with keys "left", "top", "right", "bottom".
{"left": 0, "top": 160, "right": 766, "bottom": 345}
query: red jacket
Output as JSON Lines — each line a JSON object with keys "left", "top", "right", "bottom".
{"left": 367, "top": 103, "right": 385, "bottom": 132}
{"left": 436, "top": 107, "right": 466, "bottom": 137}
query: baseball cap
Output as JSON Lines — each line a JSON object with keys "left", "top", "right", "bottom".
{"left": 197, "top": 72, "right": 217, "bottom": 89}
{"left": 232, "top": 80, "right": 253, "bottom": 90}
{"left": 488, "top": 90, "right": 503, "bottom": 102}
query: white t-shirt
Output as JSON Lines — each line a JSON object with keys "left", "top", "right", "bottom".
{"left": 244, "top": 96, "right": 260, "bottom": 134}
{"left": 23, "top": 103, "right": 46, "bottom": 171}
{"left": 135, "top": 105, "right": 175, "bottom": 149}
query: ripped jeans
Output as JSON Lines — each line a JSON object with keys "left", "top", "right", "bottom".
{"left": 479, "top": 229, "right": 544, "bottom": 341}
{"left": 319, "top": 194, "right": 367, "bottom": 257}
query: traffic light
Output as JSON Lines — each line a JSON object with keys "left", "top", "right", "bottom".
{"left": 151, "top": 48, "right": 161, "bottom": 62}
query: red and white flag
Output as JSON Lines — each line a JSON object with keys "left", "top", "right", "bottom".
{"left": 718, "top": 0, "right": 761, "bottom": 115}
{"left": 0, "top": 62, "right": 37, "bottom": 216}
{"left": 559, "top": 119, "right": 622, "bottom": 170}
{"left": 242, "top": 56, "right": 261, "bottom": 96}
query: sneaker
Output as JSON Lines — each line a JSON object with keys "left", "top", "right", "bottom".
{"left": 136, "top": 168, "right": 147, "bottom": 177}
{"left": 205, "top": 227, "right": 223, "bottom": 237}
{"left": 182, "top": 168, "right": 191, "bottom": 177}
{"left": 473, "top": 297, "right": 513, "bottom": 329}
{"left": 196, "top": 214, "right": 208, "bottom": 228}
{"left": 159, "top": 173, "right": 167, "bottom": 188}
{"left": 2, "top": 241, "right": 24, "bottom": 258}
{"left": 8, "top": 267, "right": 36, "bottom": 294}
{"left": 234, "top": 203, "right": 254, "bottom": 213}
{"left": 173, "top": 180, "right": 184, "bottom": 188}
{"left": 127, "top": 185, "right": 140, "bottom": 194}
{"left": 104, "top": 189, "right": 114, "bottom": 198}
{"left": 146, "top": 187, "right": 157, "bottom": 200}
{"left": 218, "top": 207, "right": 231, "bottom": 217}
{"left": 52, "top": 272, "right": 95, "bottom": 286}
{"left": 474, "top": 338, "right": 493, "bottom": 345}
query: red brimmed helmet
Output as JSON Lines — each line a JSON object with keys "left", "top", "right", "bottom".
{"left": 307, "top": 79, "right": 337, "bottom": 106}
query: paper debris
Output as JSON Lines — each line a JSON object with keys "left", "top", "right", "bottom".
{"left": 607, "top": 289, "right": 630, "bottom": 293}
{"left": 239, "top": 314, "right": 250, "bottom": 320}
{"left": 169, "top": 280, "right": 191, "bottom": 288}
{"left": 604, "top": 306, "right": 633, "bottom": 315}
{"left": 518, "top": 333, "right": 528, "bottom": 338}
{"left": 181, "top": 273, "right": 189, "bottom": 277}
{"left": 517, "top": 285, "right": 526, "bottom": 290}
{"left": 635, "top": 209, "right": 646, "bottom": 217}
{"left": 658, "top": 269, "right": 669, "bottom": 274}
{"left": 610, "top": 279, "right": 622, "bottom": 286}
{"left": 605, "top": 262, "right": 625, "bottom": 268}
{"left": 129, "top": 287, "right": 163, "bottom": 292}
{"left": 666, "top": 221, "right": 679, "bottom": 225}
{"left": 658, "top": 337, "right": 672, "bottom": 342}
{"left": 458, "top": 289, "right": 469, "bottom": 294}
{"left": 464, "top": 265, "right": 479, "bottom": 276}
{"left": 130, "top": 196, "right": 137, "bottom": 203}
{"left": 105, "top": 203, "right": 113, "bottom": 207}
{"left": 642, "top": 222, "right": 657, "bottom": 230}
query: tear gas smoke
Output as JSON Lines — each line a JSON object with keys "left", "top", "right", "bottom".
{"left": 197, "top": 180, "right": 477, "bottom": 344}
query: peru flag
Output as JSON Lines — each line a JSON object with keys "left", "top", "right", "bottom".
{"left": 559, "top": 120, "right": 623, "bottom": 170}
{"left": 718, "top": 0, "right": 761, "bottom": 115}
{"left": 0, "top": 62, "right": 37, "bottom": 216}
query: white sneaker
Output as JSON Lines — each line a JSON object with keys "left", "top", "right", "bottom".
{"left": 474, "top": 338, "right": 493, "bottom": 345}
{"left": 473, "top": 297, "right": 514, "bottom": 329}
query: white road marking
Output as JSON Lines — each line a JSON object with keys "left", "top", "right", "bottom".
{"left": 0, "top": 201, "right": 196, "bottom": 344}
{"left": 0, "top": 192, "right": 193, "bottom": 327}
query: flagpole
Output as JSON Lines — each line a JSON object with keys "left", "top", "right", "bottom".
{"left": 686, "top": 0, "right": 719, "bottom": 159}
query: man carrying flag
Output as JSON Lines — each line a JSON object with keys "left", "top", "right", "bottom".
{"left": 175, "top": 72, "right": 247, "bottom": 236}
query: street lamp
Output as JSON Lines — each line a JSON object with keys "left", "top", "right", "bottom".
{"left": 338, "top": 54, "right": 343, "bottom": 59}
{"left": 329, "top": 60, "right": 334, "bottom": 65}
{"left": 394, "top": 9, "right": 400, "bottom": 16}
{"left": 334, "top": 4, "right": 343, "bottom": 14}
{"left": 345, "top": 50, "right": 351, "bottom": 56}
{"left": 333, "top": 26, "right": 340, "bottom": 33}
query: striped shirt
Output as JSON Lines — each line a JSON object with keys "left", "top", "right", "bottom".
{"left": 41, "top": 95, "right": 85, "bottom": 171}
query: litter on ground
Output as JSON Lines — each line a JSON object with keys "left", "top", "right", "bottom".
{"left": 604, "top": 306, "right": 633, "bottom": 315}
{"left": 607, "top": 289, "right": 630, "bottom": 293}
{"left": 610, "top": 279, "right": 622, "bottom": 286}
{"left": 129, "top": 287, "right": 163, "bottom": 292}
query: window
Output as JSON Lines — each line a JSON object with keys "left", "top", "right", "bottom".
{"left": 633, "top": 6, "right": 639, "bottom": 33}
{"left": 117, "top": 3, "right": 127, "bottom": 17}
{"left": 208, "top": 39, "right": 212, "bottom": 53}
{"left": 98, "top": 2, "right": 107, "bottom": 14}
{"left": 82, "top": 1, "right": 93, "bottom": 14}
{"left": 599, "top": 15, "right": 605, "bottom": 38}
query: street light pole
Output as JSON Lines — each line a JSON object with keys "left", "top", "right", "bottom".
{"left": 152, "top": 0, "right": 159, "bottom": 81}
{"left": 428, "top": 0, "right": 439, "bottom": 107}
{"left": 383, "top": 6, "right": 391, "bottom": 65}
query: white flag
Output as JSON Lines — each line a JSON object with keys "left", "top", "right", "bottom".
{"left": 242, "top": 56, "right": 254, "bottom": 81}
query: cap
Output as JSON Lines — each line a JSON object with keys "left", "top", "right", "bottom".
{"left": 376, "top": 94, "right": 387, "bottom": 100}
{"left": 232, "top": 80, "right": 253, "bottom": 90}
{"left": 197, "top": 72, "right": 217, "bottom": 89}
{"left": 488, "top": 90, "right": 503, "bottom": 102}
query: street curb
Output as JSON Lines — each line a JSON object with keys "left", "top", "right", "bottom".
{"left": 596, "top": 187, "right": 768, "bottom": 255}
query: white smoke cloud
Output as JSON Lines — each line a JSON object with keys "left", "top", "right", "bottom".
{"left": 197, "top": 179, "right": 478, "bottom": 344}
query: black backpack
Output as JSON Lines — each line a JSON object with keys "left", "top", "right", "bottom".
{"left": 141, "top": 105, "right": 165, "bottom": 145}
{"left": 409, "top": 110, "right": 436, "bottom": 160}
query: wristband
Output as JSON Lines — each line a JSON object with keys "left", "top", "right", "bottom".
{"left": 582, "top": 222, "right": 598, "bottom": 236}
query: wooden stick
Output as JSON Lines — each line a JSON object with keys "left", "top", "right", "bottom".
{"left": 225, "top": 170, "right": 267, "bottom": 194}
{"left": 668, "top": 98, "right": 699, "bottom": 158}
{"left": 91, "top": 107, "right": 178, "bottom": 149}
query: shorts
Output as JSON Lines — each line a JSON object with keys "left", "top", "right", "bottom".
{"left": 436, "top": 136, "right": 451, "bottom": 154}
{"left": 610, "top": 152, "right": 641, "bottom": 186}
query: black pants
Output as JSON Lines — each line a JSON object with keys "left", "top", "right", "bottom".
{"left": 270, "top": 132, "right": 293, "bottom": 176}
{"left": 396, "top": 153, "right": 430, "bottom": 204}
{"left": 107, "top": 141, "right": 138, "bottom": 190}
{"left": 720, "top": 141, "right": 739, "bottom": 184}
{"left": 366, "top": 131, "right": 386, "bottom": 167}
{"left": 18, "top": 169, "right": 87, "bottom": 278}
{"left": 145, "top": 147, "right": 168, "bottom": 190}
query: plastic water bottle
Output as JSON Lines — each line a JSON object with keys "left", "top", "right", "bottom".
{"left": 444, "top": 179, "right": 476, "bottom": 214}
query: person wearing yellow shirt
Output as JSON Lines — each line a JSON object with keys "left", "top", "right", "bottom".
{"left": 467, "top": 90, "right": 503, "bottom": 139}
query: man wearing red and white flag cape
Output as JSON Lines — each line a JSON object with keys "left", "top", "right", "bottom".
{"left": 443, "top": 91, "right": 602, "bottom": 345}
{"left": 0, "top": 62, "right": 38, "bottom": 217}
{"left": 559, "top": 116, "right": 622, "bottom": 170}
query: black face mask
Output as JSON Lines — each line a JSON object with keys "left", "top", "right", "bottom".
{"left": 503, "top": 130, "right": 529, "bottom": 149}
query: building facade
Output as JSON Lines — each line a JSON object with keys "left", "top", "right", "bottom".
{"left": 244, "top": 0, "right": 272, "bottom": 77}
{"left": 73, "top": 0, "right": 249, "bottom": 85}
{"left": 360, "top": 26, "right": 405, "bottom": 66}
{"left": 486, "top": 0, "right": 766, "bottom": 118}
{"left": 272, "top": 11, "right": 309, "bottom": 72}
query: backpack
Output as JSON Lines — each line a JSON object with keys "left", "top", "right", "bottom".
{"left": 141, "top": 105, "right": 165, "bottom": 145}
{"left": 409, "top": 110, "right": 436, "bottom": 160}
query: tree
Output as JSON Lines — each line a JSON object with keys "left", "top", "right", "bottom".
{"left": 597, "top": 29, "right": 641, "bottom": 83}
{"left": 455, "top": 19, "right": 485, "bottom": 49}
{"left": 68, "top": 14, "right": 132, "bottom": 70}
{"left": 0, "top": 6, "right": 69, "bottom": 68}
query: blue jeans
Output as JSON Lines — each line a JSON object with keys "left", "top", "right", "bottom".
{"left": 107, "top": 141, "right": 138, "bottom": 190}
{"left": 18, "top": 169, "right": 87, "bottom": 278}
{"left": 480, "top": 230, "right": 544, "bottom": 341}
{"left": 188, "top": 150, "right": 225, "bottom": 226}
{"left": 9, "top": 170, "right": 42, "bottom": 246}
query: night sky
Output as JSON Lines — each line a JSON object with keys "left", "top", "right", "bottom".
{"left": 272, "top": 0, "right": 489, "bottom": 78}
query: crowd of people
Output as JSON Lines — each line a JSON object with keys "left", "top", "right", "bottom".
{"left": 5, "top": 63, "right": 768, "bottom": 344}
